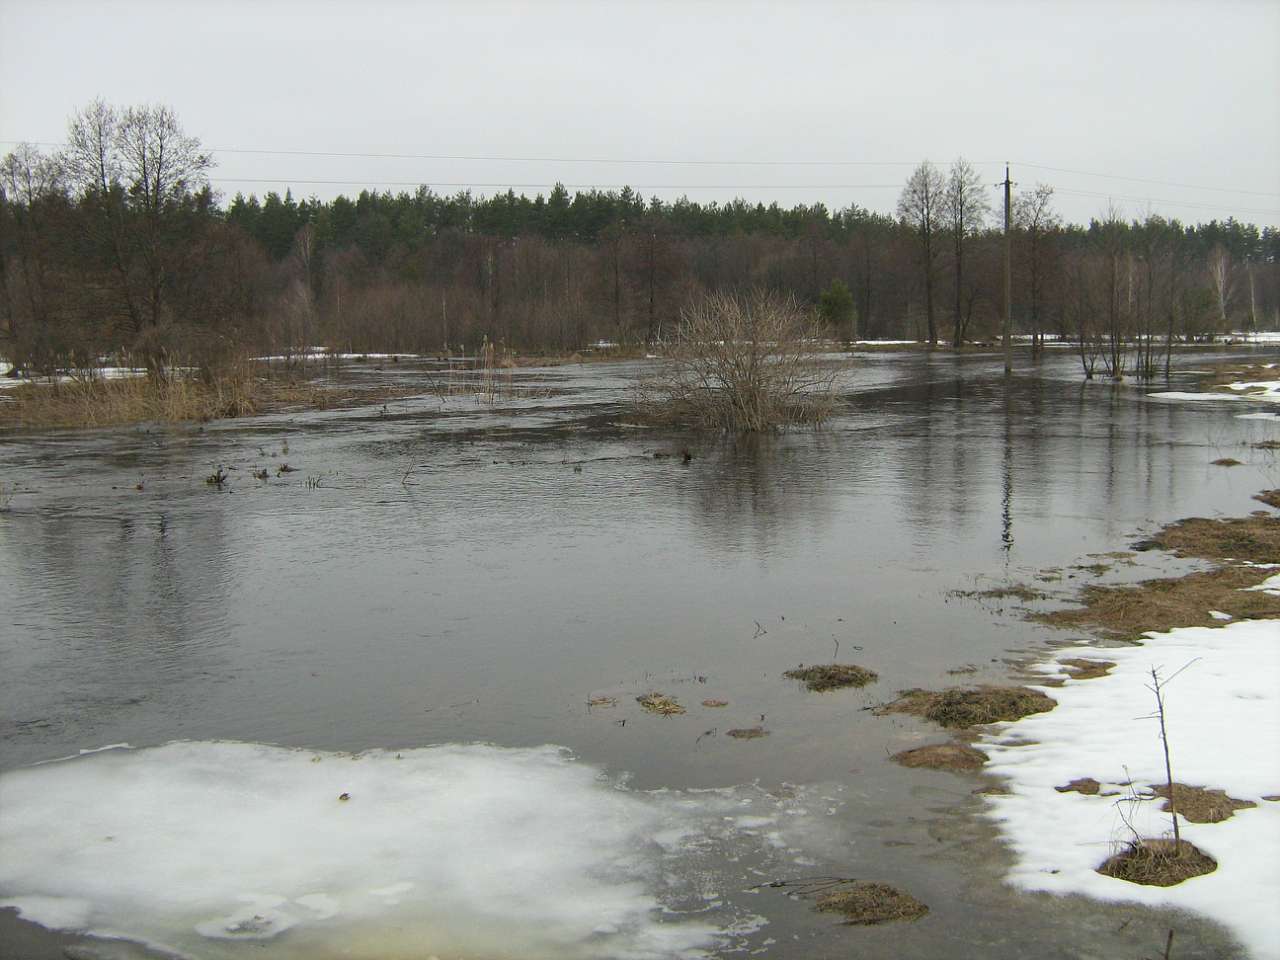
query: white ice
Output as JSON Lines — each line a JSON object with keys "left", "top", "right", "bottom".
{"left": 980, "top": 618, "right": 1280, "bottom": 959}
{"left": 0, "top": 741, "right": 835, "bottom": 960}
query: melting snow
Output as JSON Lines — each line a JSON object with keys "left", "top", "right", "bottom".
{"left": 980, "top": 619, "right": 1280, "bottom": 959}
{"left": 0, "top": 741, "right": 835, "bottom": 960}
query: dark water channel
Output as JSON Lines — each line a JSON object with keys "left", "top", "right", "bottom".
{"left": 2, "top": 348, "right": 1277, "bottom": 959}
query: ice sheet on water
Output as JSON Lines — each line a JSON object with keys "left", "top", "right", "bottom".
{"left": 0, "top": 741, "right": 836, "bottom": 960}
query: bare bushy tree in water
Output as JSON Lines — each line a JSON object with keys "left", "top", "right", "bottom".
{"left": 641, "top": 289, "right": 841, "bottom": 431}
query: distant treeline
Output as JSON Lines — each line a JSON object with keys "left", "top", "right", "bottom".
{"left": 2, "top": 101, "right": 1278, "bottom": 377}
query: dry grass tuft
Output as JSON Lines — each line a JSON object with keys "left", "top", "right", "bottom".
{"left": 879, "top": 685, "right": 1056, "bottom": 728}
{"left": 1097, "top": 838, "right": 1217, "bottom": 887}
{"left": 1055, "top": 777, "right": 1103, "bottom": 795}
{"left": 784, "top": 663, "right": 879, "bottom": 692}
{"left": 814, "top": 882, "right": 929, "bottom": 925}
{"left": 1036, "top": 565, "right": 1280, "bottom": 641}
{"left": 636, "top": 692, "right": 686, "bottom": 716}
{"left": 1059, "top": 658, "right": 1116, "bottom": 680}
{"left": 1149, "top": 782, "right": 1256, "bottom": 823}
{"left": 1255, "top": 489, "right": 1280, "bottom": 509}
{"left": 891, "top": 741, "right": 988, "bottom": 772}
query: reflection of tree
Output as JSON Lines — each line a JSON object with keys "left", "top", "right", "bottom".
{"left": 0, "top": 504, "right": 234, "bottom": 763}
{"left": 669, "top": 433, "right": 838, "bottom": 558}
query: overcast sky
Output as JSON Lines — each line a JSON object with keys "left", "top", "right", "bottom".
{"left": 2, "top": 0, "right": 1277, "bottom": 227}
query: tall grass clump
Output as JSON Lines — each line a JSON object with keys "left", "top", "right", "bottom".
{"left": 639, "top": 289, "right": 843, "bottom": 431}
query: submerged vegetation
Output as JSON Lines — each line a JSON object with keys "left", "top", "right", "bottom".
{"left": 1038, "top": 513, "right": 1280, "bottom": 640}
{"left": 637, "top": 290, "right": 842, "bottom": 431}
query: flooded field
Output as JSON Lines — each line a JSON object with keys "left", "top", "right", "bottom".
{"left": 2, "top": 348, "right": 1276, "bottom": 960}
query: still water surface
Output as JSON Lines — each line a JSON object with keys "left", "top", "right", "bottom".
{"left": 1, "top": 349, "right": 1276, "bottom": 959}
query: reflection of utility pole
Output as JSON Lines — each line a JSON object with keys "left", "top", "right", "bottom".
{"left": 1002, "top": 163, "right": 1013, "bottom": 376}
{"left": 1001, "top": 390, "right": 1014, "bottom": 558}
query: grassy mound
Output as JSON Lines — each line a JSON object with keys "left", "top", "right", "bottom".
{"left": 880, "top": 685, "right": 1056, "bottom": 728}
{"left": 815, "top": 882, "right": 929, "bottom": 925}
{"left": 784, "top": 663, "right": 878, "bottom": 692}
{"left": 1098, "top": 839, "right": 1217, "bottom": 887}
{"left": 890, "top": 741, "right": 988, "bottom": 772}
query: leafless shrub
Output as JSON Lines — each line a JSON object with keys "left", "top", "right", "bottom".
{"left": 638, "top": 289, "right": 843, "bottom": 431}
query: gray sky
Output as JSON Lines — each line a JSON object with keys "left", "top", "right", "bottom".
{"left": 2, "top": 0, "right": 1278, "bottom": 227}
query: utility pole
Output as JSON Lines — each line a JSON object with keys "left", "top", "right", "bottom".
{"left": 1002, "top": 163, "right": 1013, "bottom": 376}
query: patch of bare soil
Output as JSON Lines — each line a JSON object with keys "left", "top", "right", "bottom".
{"left": 1149, "top": 783, "right": 1257, "bottom": 823}
{"left": 891, "top": 741, "right": 988, "bottom": 772}
{"left": 636, "top": 692, "right": 685, "bottom": 716}
{"left": 878, "top": 685, "right": 1057, "bottom": 728}
{"left": 814, "top": 882, "right": 929, "bottom": 925}
{"left": 1212, "top": 457, "right": 1243, "bottom": 467}
{"left": 783, "top": 663, "right": 878, "bottom": 691}
{"left": 1255, "top": 489, "right": 1280, "bottom": 509}
{"left": 701, "top": 698, "right": 729, "bottom": 708}
{"left": 1055, "top": 777, "right": 1102, "bottom": 795}
{"left": 1059, "top": 658, "right": 1116, "bottom": 680}
{"left": 726, "top": 726, "right": 768, "bottom": 739}
{"left": 1098, "top": 839, "right": 1217, "bottom": 887}
{"left": 1036, "top": 565, "right": 1280, "bottom": 641}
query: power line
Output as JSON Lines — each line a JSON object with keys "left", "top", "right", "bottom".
{"left": 5, "top": 137, "right": 1277, "bottom": 199}
{"left": 210, "top": 177, "right": 905, "bottom": 190}
{"left": 1016, "top": 160, "right": 1280, "bottom": 199}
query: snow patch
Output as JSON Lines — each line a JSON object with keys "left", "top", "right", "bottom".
{"left": 981, "top": 619, "right": 1280, "bottom": 960}
{"left": 0, "top": 741, "right": 833, "bottom": 960}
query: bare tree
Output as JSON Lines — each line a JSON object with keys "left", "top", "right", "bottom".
{"left": 1, "top": 144, "right": 65, "bottom": 368}
{"left": 62, "top": 100, "right": 212, "bottom": 356}
{"left": 1206, "top": 244, "right": 1234, "bottom": 331}
{"left": 944, "top": 158, "right": 992, "bottom": 347}
{"left": 897, "top": 161, "right": 945, "bottom": 344}
{"left": 1013, "top": 183, "right": 1061, "bottom": 358}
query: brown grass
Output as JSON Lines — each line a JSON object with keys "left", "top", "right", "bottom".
{"left": 0, "top": 369, "right": 417, "bottom": 428}
{"left": 878, "top": 685, "right": 1056, "bottom": 728}
{"left": 0, "top": 373, "right": 257, "bottom": 427}
{"left": 1097, "top": 838, "right": 1217, "bottom": 886}
{"left": 1147, "top": 515, "right": 1280, "bottom": 564}
{"left": 1036, "top": 565, "right": 1280, "bottom": 641}
{"left": 1212, "top": 457, "right": 1242, "bottom": 467}
{"left": 1055, "top": 777, "right": 1103, "bottom": 795}
{"left": 1149, "top": 783, "right": 1256, "bottom": 823}
{"left": 783, "top": 663, "right": 878, "bottom": 691}
{"left": 891, "top": 741, "right": 988, "bottom": 772}
{"left": 1255, "top": 490, "right": 1280, "bottom": 509}
{"left": 1059, "top": 658, "right": 1116, "bottom": 680}
{"left": 965, "top": 583, "right": 1052, "bottom": 602}
{"left": 636, "top": 692, "right": 686, "bottom": 716}
{"left": 1202, "top": 361, "right": 1280, "bottom": 391}
{"left": 814, "top": 882, "right": 929, "bottom": 925}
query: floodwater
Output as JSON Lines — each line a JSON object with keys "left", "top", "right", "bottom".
{"left": 1, "top": 348, "right": 1277, "bottom": 960}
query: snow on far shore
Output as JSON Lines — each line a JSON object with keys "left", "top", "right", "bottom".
{"left": 0, "top": 741, "right": 842, "bottom": 960}
{"left": 980, "top": 619, "right": 1280, "bottom": 959}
